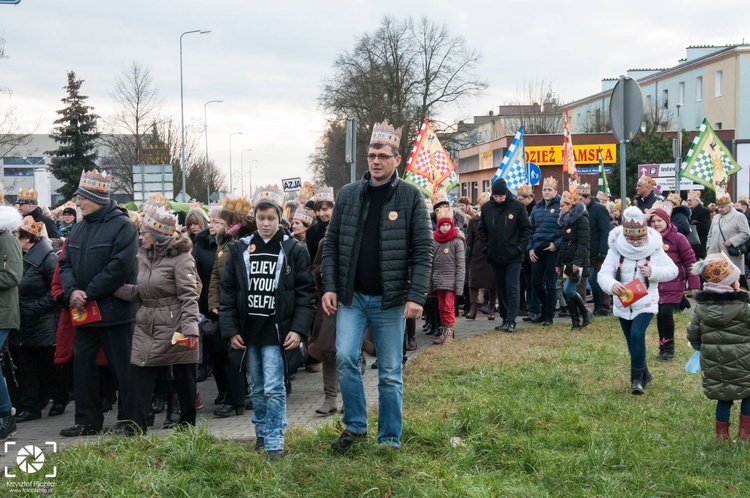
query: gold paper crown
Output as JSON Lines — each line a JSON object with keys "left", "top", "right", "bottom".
{"left": 223, "top": 196, "right": 252, "bottom": 216}
{"left": 433, "top": 192, "right": 449, "bottom": 207}
{"left": 701, "top": 252, "right": 738, "bottom": 284}
{"left": 596, "top": 190, "right": 610, "bottom": 201}
{"left": 561, "top": 190, "right": 581, "bottom": 205}
{"left": 716, "top": 191, "right": 732, "bottom": 206}
{"left": 516, "top": 184, "right": 533, "bottom": 197}
{"left": 293, "top": 210, "right": 314, "bottom": 226}
{"left": 687, "top": 190, "right": 701, "bottom": 201}
{"left": 637, "top": 174, "right": 655, "bottom": 188}
{"left": 19, "top": 215, "right": 44, "bottom": 237}
{"left": 651, "top": 201, "right": 673, "bottom": 217}
{"left": 578, "top": 183, "right": 591, "bottom": 196}
{"left": 140, "top": 194, "right": 176, "bottom": 237}
{"left": 543, "top": 176, "right": 558, "bottom": 189}
{"left": 297, "top": 181, "right": 316, "bottom": 204}
{"left": 370, "top": 121, "right": 402, "bottom": 149}
{"left": 666, "top": 192, "right": 682, "bottom": 206}
{"left": 79, "top": 169, "right": 111, "bottom": 194}
{"left": 253, "top": 185, "right": 284, "bottom": 211}
{"left": 313, "top": 185, "right": 334, "bottom": 204}
{"left": 17, "top": 188, "right": 38, "bottom": 203}
{"left": 477, "top": 192, "right": 491, "bottom": 206}
{"left": 622, "top": 219, "right": 648, "bottom": 238}
{"left": 435, "top": 206, "right": 454, "bottom": 222}
{"left": 739, "top": 195, "right": 748, "bottom": 203}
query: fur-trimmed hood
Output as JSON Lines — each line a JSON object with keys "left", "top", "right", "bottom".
{"left": 695, "top": 290, "right": 750, "bottom": 303}
{"left": 558, "top": 201, "right": 587, "bottom": 226}
{"left": 0, "top": 206, "right": 22, "bottom": 233}
{"left": 140, "top": 233, "right": 193, "bottom": 259}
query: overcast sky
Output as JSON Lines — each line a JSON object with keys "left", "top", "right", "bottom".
{"left": 2, "top": 0, "right": 749, "bottom": 193}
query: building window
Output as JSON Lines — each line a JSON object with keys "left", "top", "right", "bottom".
{"left": 471, "top": 182, "right": 478, "bottom": 202}
{"left": 2, "top": 156, "right": 44, "bottom": 166}
{"left": 3, "top": 167, "right": 33, "bottom": 177}
{"left": 715, "top": 122, "right": 722, "bottom": 130}
{"left": 677, "top": 81, "right": 685, "bottom": 105}
{"left": 662, "top": 89, "right": 668, "bottom": 109}
{"left": 715, "top": 70, "right": 723, "bottom": 97}
{"left": 461, "top": 182, "right": 468, "bottom": 198}
{"left": 645, "top": 94, "right": 652, "bottom": 111}
{"left": 482, "top": 180, "right": 490, "bottom": 193}
{"left": 696, "top": 76, "right": 703, "bottom": 101}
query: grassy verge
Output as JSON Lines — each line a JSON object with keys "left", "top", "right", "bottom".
{"left": 4, "top": 313, "right": 749, "bottom": 497}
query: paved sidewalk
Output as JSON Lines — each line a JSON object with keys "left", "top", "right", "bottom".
{"left": 0, "top": 312, "right": 524, "bottom": 471}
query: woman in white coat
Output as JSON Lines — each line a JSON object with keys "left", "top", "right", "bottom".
{"left": 598, "top": 207, "right": 678, "bottom": 395}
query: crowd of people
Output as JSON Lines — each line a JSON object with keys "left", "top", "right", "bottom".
{"left": 2, "top": 127, "right": 750, "bottom": 455}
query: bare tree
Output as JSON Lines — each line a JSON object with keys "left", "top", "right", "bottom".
{"left": 100, "top": 62, "right": 163, "bottom": 196}
{"left": 0, "top": 36, "right": 32, "bottom": 158}
{"left": 498, "top": 80, "right": 565, "bottom": 135}
{"left": 316, "top": 16, "right": 486, "bottom": 183}
{"left": 185, "top": 159, "right": 226, "bottom": 204}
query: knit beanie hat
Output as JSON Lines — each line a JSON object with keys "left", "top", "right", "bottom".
{"left": 491, "top": 178, "right": 508, "bottom": 196}
{"left": 77, "top": 170, "right": 111, "bottom": 205}
{"left": 692, "top": 252, "right": 741, "bottom": 293}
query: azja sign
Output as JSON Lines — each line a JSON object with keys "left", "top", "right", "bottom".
{"left": 282, "top": 177, "right": 302, "bottom": 192}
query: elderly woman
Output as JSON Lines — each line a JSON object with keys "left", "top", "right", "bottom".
{"left": 556, "top": 191, "right": 593, "bottom": 331}
{"left": 599, "top": 207, "right": 678, "bottom": 395}
{"left": 115, "top": 197, "right": 201, "bottom": 434}
{"left": 10, "top": 217, "right": 62, "bottom": 423}
{"left": 706, "top": 192, "right": 750, "bottom": 286}
{"left": 185, "top": 207, "right": 210, "bottom": 241}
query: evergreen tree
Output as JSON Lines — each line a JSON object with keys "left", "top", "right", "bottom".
{"left": 46, "top": 71, "right": 101, "bottom": 201}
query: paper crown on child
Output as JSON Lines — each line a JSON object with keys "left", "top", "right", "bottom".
{"left": 140, "top": 194, "right": 177, "bottom": 237}
{"left": 516, "top": 184, "right": 533, "bottom": 197}
{"left": 19, "top": 216, "right": 44, "bottom": 237}
{"left": 17, "top": 188, "right": 38, "bottom": 204}
{"left": 651, "top": 201, "right": 673, "bottom": 217}
{"left": 313, "top": 185, "right": 335, "bottom": 204}
{"left": 542, "top": 176, "right": 558, "bottom": 189}
{"left": 435, "top": 206, "right": 454, "bottom": 223}
{"left": 370, "top": 121, "right": 402, "bottom": 149}
{"left": 693, "top": 252, "right": 741, "bottom": 292}
{"left": 293, "top": 209, "right": 313, "bottom": 226}
{"left": 222, "top": 196, "right": 252, "bottom": 216}
{"left": 622, "top": 206, "right": 648, "bottom": 238}
{"left": 253, "top": 185, "right": 284, "bottom": 213}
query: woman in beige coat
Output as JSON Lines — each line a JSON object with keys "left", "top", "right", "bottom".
{"left": 116, "top": 198, "right": 201, "bottom": 434}
{"left": 706, "top": 193, "right": 750, "bottom": 281}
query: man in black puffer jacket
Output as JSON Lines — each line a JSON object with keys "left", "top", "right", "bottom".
{"left": 322, "top": 122, "right": 432, "bottom": 453}
{"left": 58, "top": 170, "right": 138, "bottom": 437}
{"left": 479, "top": 178, "right": 532, "bottom": 333}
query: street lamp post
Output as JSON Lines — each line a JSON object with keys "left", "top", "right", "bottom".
{"left": 240, "top": 149, "right": 252, "bottom": 196}
{"left": 247, "top": 160, "right": 259, "bottom": 196}
{"left": 179, "top": 28, "right": 211, "bottom": 202}
{"left": 203, "top": 99, "right": 223, "bottom": 203}
{"left": 228, "top": 132, "right": 243, "bottom": 195}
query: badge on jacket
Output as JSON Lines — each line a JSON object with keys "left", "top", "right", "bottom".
{"left": 443, "top": 248, "right": 449, "bottom": 254}
{"left": 550, "top": 209, "right": 555, "bottom": 214}
{"left": 663, "top": 244, "right": 669, "bottom": 251}
{"left": 508, "top": 214, "right": 514, "bottom": 220}
{"left": 566, "top": 228, "right": 571, "bottom": 233}
{"left": 388, "top": 211, "right": 398, "bottom": 221}
{"left": 249, "top": 244, "right": 256, "bottom": 253}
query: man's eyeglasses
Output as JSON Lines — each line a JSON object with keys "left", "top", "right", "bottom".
{"left": 367, "top": 153, "right": 394, "bottom": 161}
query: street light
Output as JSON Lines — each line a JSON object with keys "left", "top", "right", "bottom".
{"left": 240, "top": 149, "right": 252, "bottom": 196}
{"left": 179, "top": 28, "right": 211, "bottom": 202}
{"left": 228, "top": 132, "right": 243, "bottom": 195}
{"left": 203, "top": 99, "right": 223, "bottom": 203}
{"left": 247, "top": 160, "right": 259, "bottom": 196}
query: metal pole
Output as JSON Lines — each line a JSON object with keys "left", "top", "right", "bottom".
{"left": 229, "top": 132, "right": 243, "bottom": 195}
{"left": 674, "top": 105, "right": 682, "bottom": 197}
{"left": 203, "top": 99, "right": 223, "bottom": 203}
{"left": 179, "top": 29, "right": 210, "bottom": 202}
{"left": 350, "top": 118, "right": 357, "bottom": 183}
{"left": 240, "top": 149, "right": 252, "bottom": 196}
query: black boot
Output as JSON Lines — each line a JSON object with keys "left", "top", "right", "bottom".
{"left": 162, "top": 394, "right": 182, "bottom": 428}
{"left": 631, "top": 367, "right": 645, "bottom": 395}
{"left": 571, "top": 293, "right": 593, "bottom": 328}
{"left": 660, "top": 339, "right": 675, "bottom": 360}
{"left": 568, "top": 303, "right": 581, "bottom": 331}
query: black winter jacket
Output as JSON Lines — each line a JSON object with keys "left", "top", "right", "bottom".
{"left": 321, "top": 171, "right": 433, "bottom": 309}
{"left": 690, "top": 203, "right": 711, "bottom": 259}
{"left": 192, "top": 228, "right": 217, "bottom": 315}
{"left": 671, "top": 205, "right": 692, "bottom": 238}
{"left": 29, "top": 206, "right": 59, "bottom": 239}
{"left": 13, "top": 238, "right": 58, "bottom": 347}
{"left": 586, "top": 199, "right": 610, "bottom": 258}
{"left": 59, "top": 201, "right": 138, "bottom": 327}
{"left": 557, "top": 202, "right": 591, "bottom": 279}
{"left": 219, "top": 231, "right": 316, "bottom": 343}
{"left": 479, "top": 194, "right": 532, "bottom": 265}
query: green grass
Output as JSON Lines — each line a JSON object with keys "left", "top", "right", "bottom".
{"left": 4, "top": 313, "right": 749, "bottom": 497}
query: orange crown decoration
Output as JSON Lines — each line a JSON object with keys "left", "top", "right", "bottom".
{"left": 313, "top": 185, "right": 334, "bottom": 204}
{"left": 293, "top": 210, "right": 314, "bottom": 226}
{"left": 716, "top": 191, "right": 732, "bottom": 206}
{"left": 578, "top": 183, "right": 591, "bottom": 196}
{"left": 561, "top": 190, "right": 581, "bottom": 205}
{"left": 370, "top": 121, "right": 402, "bottom": 149}
{"left": 666, "top": 192, "right": 682, "bottom": 206}
{"left": 694, "top": 252, "right": 739, "bottom": 284}
{"left": 637, "top": 174, "right": 655, "bottom": 188}
{"left": 140, "top": 194, "right": 176, "bottom": 237}
{"left": 687, "top": 190, "right": 701, "bottom": 201}
{"left": 543, "top": 176, "right": 558, "bottom": 189}
{"left": 253, "top": 185, "right": 284, "bottom": 211}
{"left": 651, "top": 201, "right": 673, "bottom": 216}
{"left": 17, "top": 188, "right": 38, "bottom": 204}
{"left": 223, "top": 196, "right": 252, "bottom": 216}
{"left": 622, "top": 207, "right": 648, "bottom": 238}
{"left": 77, "top": 169, "right": 111, "bottom": 204}
{"left": 297, "top": 182, "right": 316, "bottom": 204}
{"left": 19, "top": 215, "right": 44, "bottom": 237}
{"left": 516, "top": 184, "right": 533, "bottom": 197}
{"left": 435, "top": 206, "right": 454, "bottom": 222}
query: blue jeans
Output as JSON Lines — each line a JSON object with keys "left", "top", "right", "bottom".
{"left": 244, "top": 344, "right": 287, "bottom": 451}
{"left": 619, "top": 313, "right": 654, "bottom": 370}
{"left": 716, "top": 397, "right": 750, "bottom": 423}
{"left": 336, "top": 293, "right": 405, "bottom": 447}
{"left": 0, "top": 330, "right": 10, "bottom": 414}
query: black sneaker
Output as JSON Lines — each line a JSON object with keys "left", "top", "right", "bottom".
{"left": 0, "top": 414, "right": 17, "bottom": 442}
{"left": 542, "top": 321, "right": 553, "bottom": 326}
{"left": 254, "top": 437, "right": 265, "bottom": 453}
{"left": 494, "top": 321, "right": 508, "bottom": 332}
{"left": 505, "top": 322, "right": 516, "bottom": 333}
{"left": 331, "top": 430, "right": 367, "bottom": 453}
{"left": 523, "top": 314, "right": 540, "bottom": 322}
{"left": 531, "top": 316, "right": 545, "bottom": 324}
{"left": 60, "top": 424, "right": 100, "bottom": 437}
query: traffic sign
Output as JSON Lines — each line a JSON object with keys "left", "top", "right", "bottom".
{"left": 527, "top": 162, "right": 541, "bottom": 186}
{"left": 0, "top": 0, "right": 22, "bottom": 4}
{"left": 610, "top": 77, "right": 644, "bottom": 143}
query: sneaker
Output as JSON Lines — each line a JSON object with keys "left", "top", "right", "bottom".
{"left": 331, "top": 430, "right": 367, "bottom": 453}
{"left": 405, "top": 337, "right": 417, "bottom": 351}
{"left": 0, "top": 414, "right": 17, "bottom": 442}
{"left": 593, "top": 308, "right": 610, "bottom": 317}
{"left": 195, "top": 392, "right": 204, "bottom": 410}
{"left": 254, "top": 437, "right": 265, "bottom": 453}
{"left": 494, "top": 321, "right": 508, "bottom": 332}
{"left": 60, "top": 424, "right": 100, "bottom": 437}
{"left": 542, "top": 321, "right": 553, "bottom": 326}
{"left": 505, "top": 322, "right": 516, "bottom": 333}
{"left": 266, "top": 449, "right": 284, "bottom": 461}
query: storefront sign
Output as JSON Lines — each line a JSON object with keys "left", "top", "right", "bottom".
{"left": 525, "top": 144, "right": 616, "bottom": 166}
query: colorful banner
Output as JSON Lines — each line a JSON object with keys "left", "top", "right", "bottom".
{"left": 404, "top": 119, "right": 459, "bottom": 198}
{"left": 680, "top": 118, "right": 741, "bottom": 193}
{"left": 562, "top": 109, "right": 577, "bottom": 192}
{"left": 491, "top": 126, "right": 527, "bottom": 194}
{"left": 597, "top": 147, "right": 610, "bottom": 197}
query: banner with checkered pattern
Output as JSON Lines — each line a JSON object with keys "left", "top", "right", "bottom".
{"left": 404, "top": 119, "right": 458, "bottom": 199}
{"left": 492, "top": 126, "right": 527, "bottom": 194}
{"left": 680, "top": 118, "right": 741, "bottom": 192}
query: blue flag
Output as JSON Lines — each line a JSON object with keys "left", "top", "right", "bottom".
{"left": 492, "top": 126, "right": 527, "bottom": 194}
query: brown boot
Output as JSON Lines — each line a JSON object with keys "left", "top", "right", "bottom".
{"left": 487, "top": 306, "right": 495, "bottom": 321}
{"left": 739, "top": 414, "right": 750, "bottom": 440}
{"left": 315, "top": 361, "right": 338, "bottom": 415}
{"left": 466, "top": 303, "right": 477, "bottom": 320}
{"left": 443, "top": 325, "right": 454, "bottom": 345}
{"left": 433, "top": 326, "right": 445, "bottom": 345}
{"left": 716, "top": 421, "right": 730, "bottom": 440}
